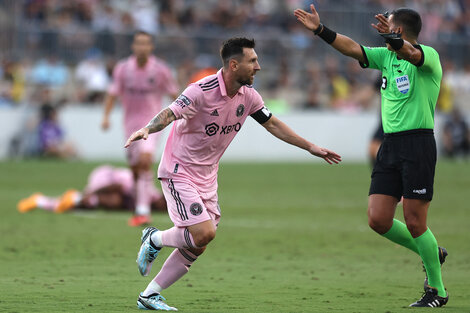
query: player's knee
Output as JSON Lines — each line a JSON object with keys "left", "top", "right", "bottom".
{"left": 189, "top": 246, "right": 206, "bottom": 256}
{"left": 405, "top": 219, "right": 425, "bottom": 237}
{"left": 368, "top": 212, "right": 390, "bottom": 235}
{"left": 193, "top": 228, "right": 216, "bottom": 247}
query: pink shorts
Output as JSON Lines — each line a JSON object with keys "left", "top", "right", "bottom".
{"left": 126, "top": 134, "right": 159, "bottom": 166}
{"left": 160, "top": 178, "right": 221, "bottom": 228}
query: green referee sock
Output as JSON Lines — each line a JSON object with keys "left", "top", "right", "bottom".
{"left": 381, "top": 219, "right": 419, "bottom": 254}
{"left": 414, "top": 228, "right": 446, "bottom": 297}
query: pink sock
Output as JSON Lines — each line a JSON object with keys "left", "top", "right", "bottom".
{"left": 37, "top": 196, "right": 59, "bottom": 211}
{"left": 155, "top": 249, "right": 198, "bottom": 289}
{"left": 135, "top": 171, "right": 154, "bottom": 216}
{"left": 159, "top": 227, "right": 197, "bottom": 249}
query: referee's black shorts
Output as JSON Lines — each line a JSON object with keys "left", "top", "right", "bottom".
{"left": 369, "top": 129, "right": 436, "bottom": 201}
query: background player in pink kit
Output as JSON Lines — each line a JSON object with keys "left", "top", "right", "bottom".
{"left": 125, "top": 37, "right": 342, "bottom": 311}
{"left": 102, "top": 31, "right": 179, "bottom": 227}
{"left": 17, "top": 165, "right": 167, "bottom": 214}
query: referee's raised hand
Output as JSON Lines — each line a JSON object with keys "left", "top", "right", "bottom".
{"left": 294, "top": 4, "right": 321, "bottom": 31}
{"left": 371, "top": 13, "right": 391, "bottom": 34}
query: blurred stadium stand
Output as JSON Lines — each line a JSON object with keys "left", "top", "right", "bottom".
{"left": 0, "top": 0, "right": 469, "bottom": 160}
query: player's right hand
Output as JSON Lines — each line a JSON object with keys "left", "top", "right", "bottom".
{"left": 124, "top": 127, "right": 149, "bottom": 148}
{"left": 101, "top": 117, "right": 110, "bottom": 131}
{"left": 294, "top": 4, "right": 321, "bottom": 32}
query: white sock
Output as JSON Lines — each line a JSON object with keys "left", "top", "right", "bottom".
{"left": 142, "top": 280, "right": 163, "bottom": 297}
{"left": 72, "top": 192, "right": 83, "bottom": 205}
{"left": 136, "top": 204, "right": 151, "bottom": 216}
{"left": 150, "top": 231, "right": 163, "bottom": 248}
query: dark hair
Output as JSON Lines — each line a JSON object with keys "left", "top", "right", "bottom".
{"left": 220, "top": 37, "right": 255, "bottom": 67}
{"left": 391, "top": 8, "right": 422, "bottom": 39}
{"left": 134, "top": 30, "right": 153, "bottom": 41}
{"left": 40, "top": 104, "right": 56, "bottom": 120}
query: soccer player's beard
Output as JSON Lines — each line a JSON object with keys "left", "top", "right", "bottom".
{"left": 237, "top": 75, "right": 254, "bottom": 86}
{"left": 136, "top": 55, "right": 149, "bottom": 67}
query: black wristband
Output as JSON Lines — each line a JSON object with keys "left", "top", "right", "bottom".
{"left": 313, "top": 23, "right": 324, "bottom": 35}
{"left": 380, "top": 32, "right": 404, "bottom": 50}
{"left": 315, "top": 24, "right": 337, "bottom": 44}
{"left": 386, "top": 37, "right": 404, "bottom": 50}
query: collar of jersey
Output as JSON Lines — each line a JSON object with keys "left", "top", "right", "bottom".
{"left": 217, "top": 68, "right": 245, "bottom": 97}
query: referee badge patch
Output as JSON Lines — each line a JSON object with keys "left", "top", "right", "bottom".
{"left": 190, "top": 203, "right": 203, "bottom": 216}
{"left": 395, "top": 75, "right": 410, "bottom": 94}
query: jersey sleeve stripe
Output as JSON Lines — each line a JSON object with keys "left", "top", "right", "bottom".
{"left": 412, "top": 44, "right": 425, "bottom": 67}
{"left": 358, "top": 45, "right": 370, "bottom": 69}
{"left": 201, "top": 84, "right": 220, "bottom": 91}
{"left": 199, "top": 77, "right": 218, "bottom": 87}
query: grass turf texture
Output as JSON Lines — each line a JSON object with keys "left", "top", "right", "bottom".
{"left": 0, "top": 160, "right": 469, "bottom": 313}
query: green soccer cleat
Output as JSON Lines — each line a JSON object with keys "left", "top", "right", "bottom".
{"left": 137, "top": 293, "right": 178, "bottom": 311}
{"left": 136, "top": 227, "right": 161, "bottom": 276}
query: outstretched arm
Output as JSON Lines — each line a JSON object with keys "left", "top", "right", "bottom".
{"left": 294, "top": 4, "right": 365, "bottom": 63}
{"left": 124, "top": 108, "right": 176, "bottom": 148}
{"left": 261, "top": 116, "right": 342, "bottom": 164}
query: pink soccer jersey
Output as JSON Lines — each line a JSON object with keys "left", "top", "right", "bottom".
{"left": 108, "top": 55, "right": 178, "bottom": 138}
{"left": 84, "top": 165, "right": 134, "bottom": 196}
{"left": 157, "top": 69, "right": 271, "bottom": 192}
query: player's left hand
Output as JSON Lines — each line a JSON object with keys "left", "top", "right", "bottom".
{"left": 124, "top": 127, "right": 149, "bottom": 148}
{"left": 309, "top": 145, "right": 342, "bottom": 164}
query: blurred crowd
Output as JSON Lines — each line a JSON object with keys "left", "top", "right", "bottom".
{"left": 1, "top": 0, "right": 470, "bottom": 160}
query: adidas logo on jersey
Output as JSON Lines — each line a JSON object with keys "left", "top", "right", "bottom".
{"left": 210, "top": 109, "right": 219, "bottom": 116}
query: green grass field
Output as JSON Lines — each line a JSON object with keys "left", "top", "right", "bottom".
{"left": 0, "top": 160, "right": 469, "bottom": 313}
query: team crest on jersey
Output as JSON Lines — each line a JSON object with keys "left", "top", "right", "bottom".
{"left": 236, "top": 104, "right": 245, "bottom": 117}
{"left": 395, "top": 75, "right": 410, "bottom": 94}
{"left": 190, "top": 203, "right": 203, "bottom": 216}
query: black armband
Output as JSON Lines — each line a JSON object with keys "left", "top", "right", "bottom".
{"left": 312, "top": 23, "right": 337, "bottom": 44}
{"left": 250, "top": 106, "right": 272, "bottom": 124}
{"left": 380, "top": 32, "right": 404, "bottom": 50}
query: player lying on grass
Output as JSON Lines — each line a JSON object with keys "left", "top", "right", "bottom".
{"left": 17, "top": 165, "right": 166, "bottom": 214}
{"left": 295, "top": 4, "right": 448, "bottom": 308}
{"left": 125, "top": 37, "right": 342, "bottom": 311}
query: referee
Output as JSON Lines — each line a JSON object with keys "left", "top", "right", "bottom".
{"left": 294, "top": 5, "right": 448, "bottom": 307}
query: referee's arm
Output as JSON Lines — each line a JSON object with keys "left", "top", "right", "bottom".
{"left": 387, "top": 41, "right": 423, "bottom": 66}
{"left": 294, "top": 5, "right": 366, "bottom": 64}
{"left": 330, "top": 34, "right": 366, "bottom": 64}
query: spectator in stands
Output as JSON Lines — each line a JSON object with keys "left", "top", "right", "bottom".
{"left": 75, "top": 48, "right": 110, "bottom": 103}
{"left": 30, "top": 55, "right": 68, "bottom": 87}
{"left": 37, "top": 99, "right": 77, "bottom": 159}
{"left": 442, "top": 107, "right": 470, "bottom": 158}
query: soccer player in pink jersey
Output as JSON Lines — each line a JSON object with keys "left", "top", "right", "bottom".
{"left": 102, "top": 31, "right": 179, "bottom": 227}
{"left": 125, "top": 37, "right": 342, "bottom": 311}
{"left": 17, "top": 165, "right": 166, "bottom": 214}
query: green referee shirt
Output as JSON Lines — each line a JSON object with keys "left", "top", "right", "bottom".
{"left": 360, "top": 44, "right": 442, "bottom": 133}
